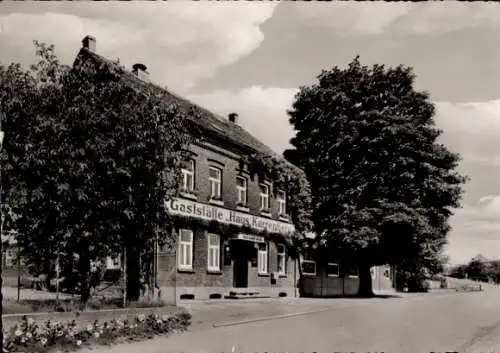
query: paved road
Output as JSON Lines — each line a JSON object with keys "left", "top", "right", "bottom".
{"left": 88, "top": 289, "right": 500, "bottom": 353}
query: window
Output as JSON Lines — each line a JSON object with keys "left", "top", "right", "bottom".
{"left": 181, "top": 160, "right": 195, "bottom": 192}
{"left": 178, "top": 229, "right": 193, "bottom": 270}
{"left": 277, "top": 190, "right": 287, "bottom": 215}
{"left": 207, "top": 233, "right": 221, "bottom": 272}
{"left": 384, "top": 268, "right": 391, "bottom": 279}
{"left": 326, "top": 263, "right": 339, "bottom": 277}
{"left": 259, "top": 183, "right": 270, "bottom": 211}
{"left": 301, "top": 250, "right": 316, "bottom": 276}
{"left": 258, "top": 242, "right": 268, "bottom": 274}
{"left": 236, "top": 176, "right": 247, "bottom": 206}
{"left": 209, "top": 167, "right": 222, "bottom": 199}
{"left": 348, "top": 267, "right": 359, "bottom": 278}
{"left": 277, "top": 244, "right": 286, "bottom": 275}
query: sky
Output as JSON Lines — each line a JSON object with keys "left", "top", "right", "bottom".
{"left": 1, "top": 2, "right": 499, "bottom": 265}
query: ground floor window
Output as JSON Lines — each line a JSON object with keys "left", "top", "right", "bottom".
{"left": 258, "top": 242, "right": 268, "bottom": 274}
{"left": 348, "top": 267, "right": 359, "bottom": 278}
{"left": 207, "top": 233, "right": 221, "bottom": 272}
{"left": 301, "top": 249, "right": 316, "bottom": 276}
{"left": 178, "top": 229, "right": 194, "bottom": 270}
{"left": 326, "top": 262, "right": 339, "bottom": 277}
{"left": 277, "top": 244, "right": 286, "bottom": 275}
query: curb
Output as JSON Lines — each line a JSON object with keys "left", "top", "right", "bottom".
{"left": 2, "top": 306, "right": 182, "bottom": 318}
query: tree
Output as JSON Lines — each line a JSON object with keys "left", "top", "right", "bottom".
{"left": 284, "top": 56, "right": 467, "bottom": 297}
{"left": 0, "top": 41, "right": 193, "bottom": 302}
{"left": 466, "top": 259, "right": 488, "bottom": 282}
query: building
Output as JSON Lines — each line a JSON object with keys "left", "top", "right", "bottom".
{"left": 73, "top": 36, "right": 301, "bottom": 302}
{"left": 298, "top": 235, "right": 396, "bottom": 297}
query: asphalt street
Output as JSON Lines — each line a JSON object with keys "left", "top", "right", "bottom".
{"left": 89, "top": 288, "right": 500, "bottom": 353}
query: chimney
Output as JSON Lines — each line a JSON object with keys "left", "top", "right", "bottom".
{"left": 228, "top": 113, "right": 239, "bottom": 124}
{"left": 82, "top": 35, "right": 96, "bottom": 53}
{"left": 132, "top": 63, "right": 150, "bottom": 82}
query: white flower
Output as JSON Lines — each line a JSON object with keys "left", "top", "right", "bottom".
{"left": 20, "top": 338, "right": 26, "bottom": 343}
{"left": 57, "top": 330, "right": 64, "bottom": 337}
{"left": 27, "top": 318, "right": 35, "bottom": 326}
{"left": 76, "top": 340, "right": 82, "bottom": 346}
{"left": 93, "top": 332, "right": 100, "bottom": 338}
{"left": 40, "top": 337, "right": 48, "bottom": 346}
{"left": 26, "top": 332, "right": 33, "bottom": 339}
{"left": 156, "top": 319, "right": 162, "bottom": 324}
{"left": 14, "top": 329, "right": 22, "bottom": 337}
{"left": 137, "top": 314, "right": 146, "bottom": 322}
{"left": 86, "top": 324, "right": 93, "bottom": 332}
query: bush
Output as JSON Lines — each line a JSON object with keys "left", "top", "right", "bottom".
{"left": 3, "top": 311, "right": 191, "bottom": 352}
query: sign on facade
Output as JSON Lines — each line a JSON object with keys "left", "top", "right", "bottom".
{"left": 236, "top": 233, "right": 265, "bottom": 243}
{"left": 166, "top": 198, "right": 295, "bottom": 235}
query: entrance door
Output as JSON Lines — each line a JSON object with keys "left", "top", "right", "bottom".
{"left": 232, "top": 240, "right": 249, "bottom": 288}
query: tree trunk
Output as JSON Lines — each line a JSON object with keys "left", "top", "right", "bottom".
{"left": 126, "top": 247, "right": 141, "bottom": 302}
{"left": 78, "top": 255, "right": 92, "bottom": 304}
{"left": 356, "top": 263, "right": 375, "bottom": 298}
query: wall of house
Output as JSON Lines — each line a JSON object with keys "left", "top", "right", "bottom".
{"left": 371, "top": 265, "right": 395, "bottom": 293}
{"left": 155, "top": 136, "right": 298, "bottom": 302}
{"left": 300, "top": 265, "right": 395, "bottom": 297}
{"left": 156, "top": 227, "right": 297, "bottom": 303}
{"left": 186, "top": 141, "right": 289, "bottom": 220}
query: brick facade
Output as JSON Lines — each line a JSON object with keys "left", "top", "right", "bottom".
{"left": 156, "top": 140, "right": 298, "bottom": 303}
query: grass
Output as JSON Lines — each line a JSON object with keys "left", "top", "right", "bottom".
{"left": 3, "top": 296, "right": 168, "bottom": 315}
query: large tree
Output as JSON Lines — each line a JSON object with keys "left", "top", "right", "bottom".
{"left": 284, "top": 56, "right": 467, "bottom": 297}
{"left": 0, "top": 41, "right": 192, "bottom": 302}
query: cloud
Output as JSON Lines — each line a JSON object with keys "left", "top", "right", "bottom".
{"left": 0, "top": 3, "right": 277, "bottom": 91}
{"left": 289, "top": 2, "right": 500, "bottom": 36}
{"left": 291, "top": 3, "right": 410, "bottom": 35}
{"left": 187, "top": 86, "right": 298, "bottom": 154}
{"left": 434, "top": 99, "right": 500, "bottom": 173}
{"left": 398, "top": 2, "right": 500, "bottom": 34}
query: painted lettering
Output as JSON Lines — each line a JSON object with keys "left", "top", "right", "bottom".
{"left": 166, "top": 198, "right": 295, "bottom": 235}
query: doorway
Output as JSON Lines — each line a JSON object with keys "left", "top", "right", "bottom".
{"left": 232, "top": 240, "right": 249, "bottom": 288}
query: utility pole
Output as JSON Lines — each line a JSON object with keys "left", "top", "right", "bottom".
{"left": 1, "top": 113, "right": 6, "bottom": 353}
{"left": 122, "top": 247, "right": 127, "bottom": 308}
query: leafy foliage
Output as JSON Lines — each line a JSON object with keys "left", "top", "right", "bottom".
{"left": 3, "top": 311, "right": 191, "bottom": 352}
{"left": 0, "top": 41, "right": 193, "bottom": 301}
{"left": 285, "top": 56, "right": 467, "bottom": 295}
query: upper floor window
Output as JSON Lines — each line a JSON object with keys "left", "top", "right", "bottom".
{"left": 277, "top": 190, "right": 287, "bottom": 215}
{"left": 181, "top": 160, "right": 195, "bottom": 192}
{"left": 209, "top": 166, "right": 222, "bottom": 199}
{"left": 236, "top": 176, "right": 248, "bottom": 206}
{"left": 259, "top": 183, "right": 270, "bottom": 211}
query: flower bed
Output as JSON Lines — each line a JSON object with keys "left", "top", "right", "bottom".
{"left": 3, "top": 311, "right": 191, "bottom": 352}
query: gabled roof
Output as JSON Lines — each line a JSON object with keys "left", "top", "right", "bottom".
{"left": 73, "top": 46, "right": 292, "bottom": 167}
